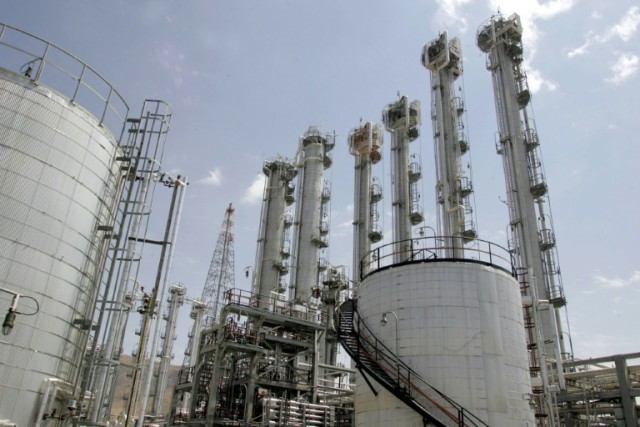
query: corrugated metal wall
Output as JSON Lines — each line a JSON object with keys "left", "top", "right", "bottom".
{"left": 0, "top": 69, "right": 123, "bottom": 425}
{"left": 356, "top": 261, "right": 534, "bottom": 426}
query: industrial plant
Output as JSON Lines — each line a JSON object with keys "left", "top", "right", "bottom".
{"left": 0, "top": 12, "right": 638, "bottom": 427}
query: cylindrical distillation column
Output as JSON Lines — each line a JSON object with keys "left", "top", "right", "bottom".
{"left": 152, "top": 284, "right": 186, "bottom": 414}
{"left": 291, "top": 127, "right": 334, "bottom": 303}
{"left": 382, "top": 97, "right": 422, "bottom": 263}
{"left": 348, "top": 122, "right": 383, "bottom": 281}
{"left": 422, "top": 32, "right": 477, "bottom": 257}
{"left": 477, "top": 13, "right": 568, "bottom": 423}
{"left": 253, "top": 158, "right": 297, "bottom": 308}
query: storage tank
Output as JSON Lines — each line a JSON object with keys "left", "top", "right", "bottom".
{"left": 0, "top": 23, "right": 128, "bottom": 425}
{"left": 355, "top": 238, "right": 535, "bottom": 426}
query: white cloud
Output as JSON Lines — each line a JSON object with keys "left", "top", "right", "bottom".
{"left": 605, "top": 53, "right": 639, "bottom": 84}
{"left": 489, "top": 0, "right": 574, "bottom": 47}
{"left": 595, "top": 276, "right": 625, "bottom": 288}
{"left": 485, "top": 1, "right": 573, "bottom": 92}
{"left": 434, "top": 0, "right": 472, "bottom": 31}
{"left": 569, "top": 166, "right": 582, "bottom": 177}
{"left": 531, "top": 0, "right": 574, "bottom": 20}
{"left": 594, "top": 270, "right": 640, "bottom": 288}
{"left": 198, "top": 168, "right": 223, "bottom": 186}
{"left": 478, "top": 228, "right": 507, "bottom": 246}
{"left": 572, "top": 332, "right": 630, "bottom": 358}
{"left": 155, "top": 43, "right": 199, "bottom": 89}
{"left": 525, "top": 67, "right": 558, "bottom": 92}
{"left": 610, "top": 6, "right": 640, "bottom": 42}
{"left": 338, "top": 220, "right": 353, "bottom": 229}
{"left": 242, "top": 174, "right": 266, "bottom": 205}
{"left": 567, "top": 37, "right": 592, "bottom": 58}
{"left": 568, "top": 7, "right": 640, "bottom": 58}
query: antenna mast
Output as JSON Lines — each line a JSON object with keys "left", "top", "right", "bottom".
{"left": 201, "top": 203, "right": 236, "bottom": 325}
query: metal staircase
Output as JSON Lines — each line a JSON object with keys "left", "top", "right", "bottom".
{"left": 337, "top": 299, "right": 489, "bottom": 427}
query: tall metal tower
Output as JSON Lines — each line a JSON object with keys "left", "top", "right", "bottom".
{"left": 290, "top": 126, "right": 334, "bottom": 303}
{"left": 477, "top": 13, "right": 568, "bottom": 424}
{"left": 348, "top": 121, "right": 384, "bottom": 281}
{"left": 382, "top": 96, "right": 422, "bottom": 263}
{"left": 201, "top": 203, "right": 236, "bottom": 326}
{"left": 168, "top": 204, "right": 236, "bottom": 423}
{"left": 422, "top": 32, "right": 477, "bottom": 257}
{"left": 252, "top": 158, "right": 297, "bottom": 308}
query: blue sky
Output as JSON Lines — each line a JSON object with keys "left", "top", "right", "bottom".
{"left": 2, "top": 0, "right": 638, "bottom": 360}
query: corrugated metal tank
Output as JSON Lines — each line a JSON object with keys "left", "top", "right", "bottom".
{"left": 355, "top": 260, "right": 535, "bottom": 426}
{"left": 0, "top": 62, "right": 124, "bottom": 424}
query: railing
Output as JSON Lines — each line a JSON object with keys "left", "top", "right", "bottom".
{"left": 360, "top": 236, "right": 515, "bottom": 280}
{"left": 0, "top": 22, "right": 129, "bottom": 135}
{"left": 177, "top": 366, "right": 193, "bottom": 385}
{"left": 220, "top": 320, "right": 264, "bottom": 347}
{"left": 223, "top": 288, "right": 326, "bottom": 324}
{"left": 338, "top": 300, "right": 489, "bottom": 427}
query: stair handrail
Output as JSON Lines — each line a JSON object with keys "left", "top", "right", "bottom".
{"left": 338, "top": 300, "right": 489, "bottom": 427}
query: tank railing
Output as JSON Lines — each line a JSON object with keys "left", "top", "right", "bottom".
{"left": 361, "top": 236, "right": 515, "bottom": 280}
{"left": 223, "top": 288, "right": 326, "bottom": 324}
{"left": 337, "top": 300, "right": 489, "bottom": 427}
{"left": 0, "top": 22, "right": 129, "bottom": 134}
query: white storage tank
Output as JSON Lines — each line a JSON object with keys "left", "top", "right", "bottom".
{"left": 0, "top": 24, "right": 127, "bottom": 425}
{"left": 355, "top": 240, "right": 535, "bottom": 426}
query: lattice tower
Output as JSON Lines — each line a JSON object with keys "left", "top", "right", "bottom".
{"left": 201, "top": 203, "right": 236, "bottom": 325}
{"left": 178, "top": 205, "right": 235, "bottom": 376}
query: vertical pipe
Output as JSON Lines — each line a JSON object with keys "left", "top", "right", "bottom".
{"left": 348, "top": 122, "right": 382, "bottom": 282}
{"left": 137, "top": 176, "right": 187, "bottom": 426}
{"left": 91, "top": 164, "right": 150, "bottom": 422}
{"left": 34, "top": 378, "right": 54, "bottom": 427}
{"left": 151, "top": 284, "right": 186, "bottom": 414}
{"left": 255, "top": 160, "right": 295, "bottom": 307}
{"left": 477, "top": 15, "right": 567, "bottom": 423}
{"left": 423, "top": 32, "right": 475, "bottom": 257}
{"left": 383, "top": 97, "right": 421, "bottom": 263}
{"left": 292, "top": 127, "right": 330, "bottom": 303}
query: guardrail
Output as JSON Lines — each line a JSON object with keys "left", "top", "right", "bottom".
{"left": 360, "top": 236, "right": 516, "bottom": 280}
{"left": 223, "top": 288, "right": 326, "bottom": 324}
{"left": 0, "top": 22, "right": 129, "bottom": 135}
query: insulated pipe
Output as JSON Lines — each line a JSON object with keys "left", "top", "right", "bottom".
{"left": 382, "top": 97, "right": 421, "bottom": 263}
{"left": 34, "top": 378, "right": 55, "bottom": 427}
{"left": 255, "top": 160, "right": 295, "bottom": 307}
{"left": 423, "top": 32, "right": 473, "bottom": 257}
{"left": 136, "top": 176, "right": 187, "bottom": 426}
{"left": 348, "top": 122, "right": 383, "bottom": 282}
{"left": 152, "top": 284, "right": 186, "bottom": 414}
{"left": 292, "top": 127, "right": 330, "bottom": 303}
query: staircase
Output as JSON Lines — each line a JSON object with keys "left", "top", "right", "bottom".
{"left": 337, "top": 299, "right": 489, "bottom": 427}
